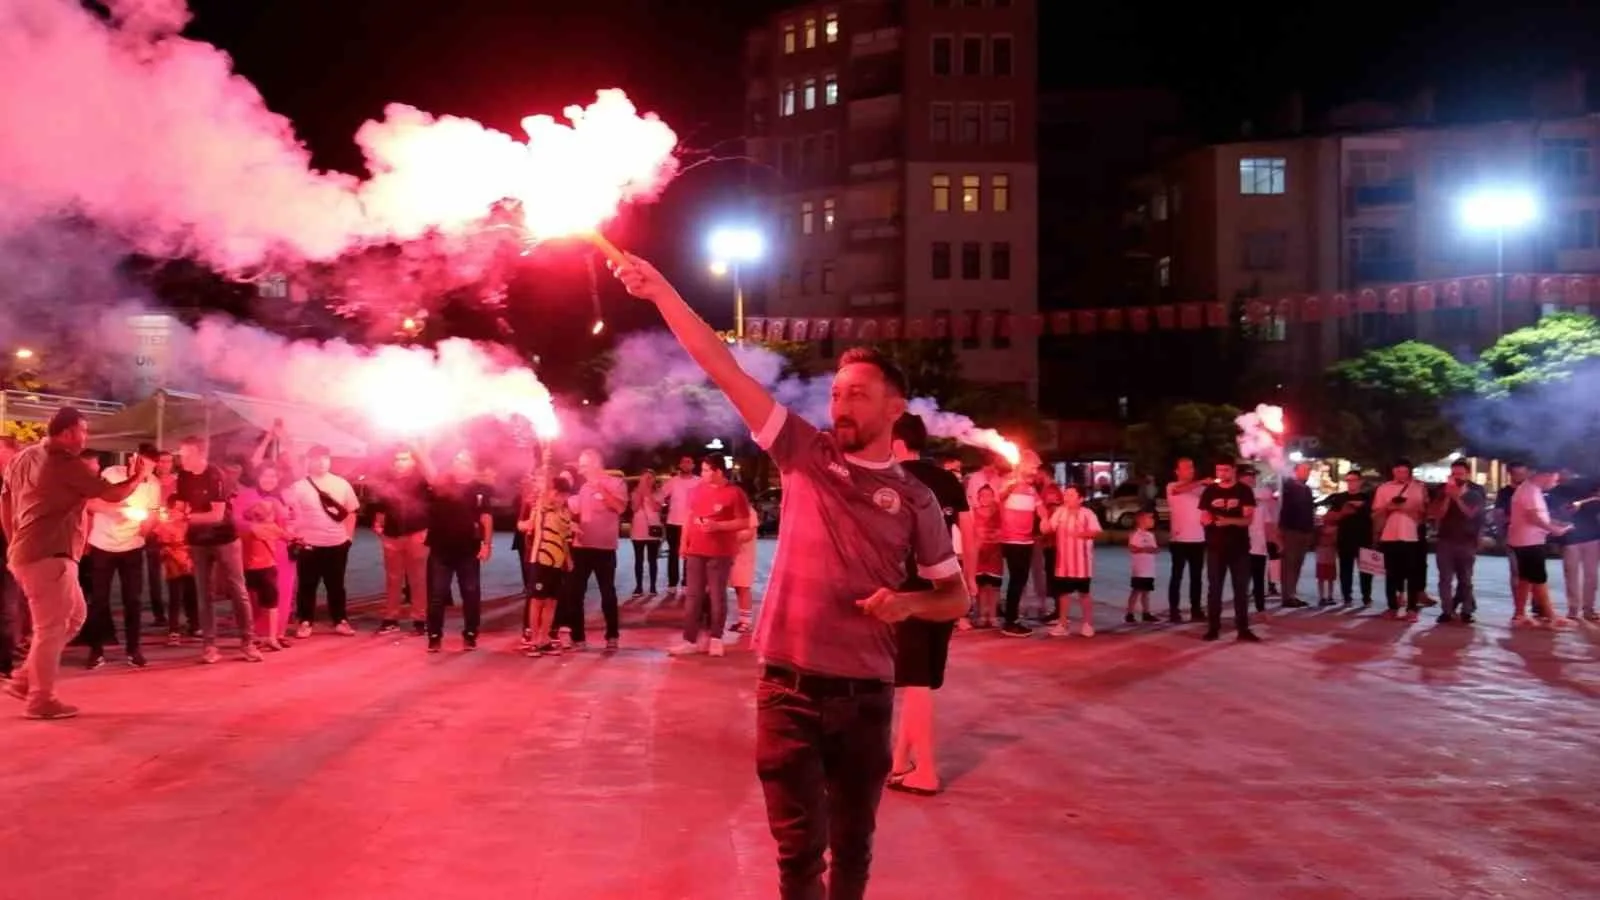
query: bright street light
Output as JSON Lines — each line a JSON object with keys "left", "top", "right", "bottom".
{"left": 14, "top": 348, "right": 34, "bottom": 361}
{"left": 708, "top": 260, "right": 730, "bottom": 277}
{"left": 707, "top": 226, "right": 764, "bottom": 341}
{"left": 1459, "top": 188, "right": 1537, "bottom": 336}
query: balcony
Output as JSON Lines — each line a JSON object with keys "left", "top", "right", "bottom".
{"left": 1350, "top": 258, "right": 1416, "bottom": 284}
{"left": 848, "top": 218, "right": 902, "bottom": 242}
{"left": 850, "top": 27, "right": 902, "bottom": 57}
{"left": 1346, "top": 179, "right": 1415, "bottom": 210}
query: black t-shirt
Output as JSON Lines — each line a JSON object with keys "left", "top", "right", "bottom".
{"left": 1199, "top": 481, "right": 1256, "bottom": 551}
{"left": 1435, "top": 481, "right": 1488, "bottom": 543}
{"left": 175, "top": 464, "right": 237, "bottom": 547}
{"left": 1549, "top": 479, "right": 1600, "bottom": 544}
{"left": 425, "top": 478, "right": 493, "bottom": 557}
{"left": 1326, "top": 490, "right": 1373, "bottom": 545}
{"left": 899, "top": 459, "right": 969, "bottom": 592}
{"left": 376, "top": 473, "right": 432, "bottom": 537}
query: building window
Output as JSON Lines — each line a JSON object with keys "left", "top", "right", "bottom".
{"left": 1347, "top": 148, "right": 1395, "bottom": 186}
{"left": 932, "top": 242, "right": 952, "bottom": 280}
{"left": 961, "top": 310, "right": 981, "bottom": 350}
{"left": 991, "top": 174, "right": 1010, "bottom": 212}
{"left": 821, "top": 262, "right": 837, "bottom": 293}
{"left": 802, "top": 200, "right": 815, "bottom": 235}
{"left": 800, "top": 262, "right": 815, "bottom": 295}
{"left": 930, "top": 103, "right": 952, "bottom": 142}
{"left": 961, "top": 175, "right": 981, "bottom": 212}
{"left": 1239, "top": 157, "right": 1287, "bottom": 194}
{"left": 779, "top": 203, "right": 794, "bottom": 236}
{"left": 803, "top": 77, "right": 817, "bottom": 111}
{"left": 783, "top": 24, "right": 796, "bottom": 54}
{"left": 991, "top": 242, "right": 1011, "bottom": 280}
{"left": 993, "top": 312, "right": 1012, "bottom": 349}
{"left": 1558, "top": 209, "right": 1599, "bottom": 249}
{"left": 824, "top": 12, "right": 839, "bottom": 43}
{"left": 961, "top": 36, "right": 983, "bottom": 75}
{"left": 961, "top": 241, "right": 982, "bottom": 279}
{"left": 1157, "top": 256, "right": 1171, "bottom": 287}
{"left": 804, "top": 17, "right": 817, "bottom": 49}
{"left": 823, "top": 197, "right": 836, "bottom": 232}
{"left": 990, "top": 36, "right": 1013, "bottom": 76}
{"left": 932, "top": 174, "right": 951, "bottom": 212}
{"left": 798, "top": 136, "right": 816, "bottom": 175}
{"left": 780, "top": 82, "right": 796, "bottom": 117}
{"left": 1241, "top": 230, "right": 1288, "bottom": 270}
{"left": 820, "top": 132, "right": 838, "bottom": 171}
{"left": 931, "top": 36, "right": 953, "bottom": 76}
{"left": 988, "top": 102, "right": 1013, "bottom": 144}
{"left": 777, "top": 140, "right": 793, "bottom": 179}
{"left": 958, "top": 103, "right": 982, "bottom": 143}
{"left": 1541, "top": 138, "right": 1592, "bottom": 179}
{"left": 824, "top": 73, "right": 838, "bottom": 106}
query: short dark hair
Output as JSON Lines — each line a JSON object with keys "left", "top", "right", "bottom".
{"left": 892, "top": 412, "right": 928, "bottom": 453}
{"left": 46, "top": 407, "right": 85, "bottom": 437}
{"left": 136, "top": 443, "right": 161, "bottom": 460}
{"left": 701, "top": 455, "right": 730, "bottom": 475}
{"left": 837, "top": 347, "right": 909, "bottom": 397}
{"left": 1449, "top": 459, "right": 1470, "bottom": 471}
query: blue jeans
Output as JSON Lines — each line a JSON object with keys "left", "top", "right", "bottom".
{"left": 1435, "top": 540, "right": 1478, "bottom": 617}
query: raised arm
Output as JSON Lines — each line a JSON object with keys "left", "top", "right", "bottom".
{"left": 614, "top": 255, "right": 774, "bottom": 434}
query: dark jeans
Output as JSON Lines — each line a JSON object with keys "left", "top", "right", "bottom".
{"left": 1000, "top": 543, "right": 1033, "bottom": 625}
{"left": 426, "top": 552, "right": 482, "bottom": 638}
{"left": 1206, "top": 545, "right": 1252, "bottom": 634}
{"left": 632, "top": 538, "right": 661, "bottom": 593}
{"left": 665, "top": 524, "right": 685, "bottom": 588}
{"left": 166, "top": 575, "right": 200, "bottom": 633}
{"left": 87, "top": 546, "right": 145, "bottom": 654}
{"left": 1168, "top": 541, "right": 1205, "bottom": 615}
{"left": 755, "top": 671, "right": 894, "bottom": 900}
{"left": 1249, "top": 553, "right": 1267, "bottom": 610}
{"left": 560, "top": 547, "right": 620, "bottom": 642}
{"left": 144, "top": 542, "right": 165, "bottom": 622}
{"left": 295, "top": 542, "right": 352, "bottom": 624}
{"left": 0, "top": 564, "right": 16, "bottom": 676}
{"left": 1381, "top": 540, "right": 1424, "bottom": 611}
{"left": 1337, "top": 541, "right": 1375, "bottom": 601}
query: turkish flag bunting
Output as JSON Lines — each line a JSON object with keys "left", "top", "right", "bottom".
{"left": 1129, "top": 307, "right": 1151, "bottom": 332}
{"left": 813, "top": 318, "right": 832, "bottom": 341}
{"left": 857, "top": 318, "right": 880, "bottom": 341}
{"left": 1245, "top": 300, "right": 1269, "bottom": 324}
{"left": 746, "top": 317, "right": 766, "bottom": 341}
{"left": 789, "top": 318, "right": 809, "bottom": 341}
{"left": 996, "top": 313, "right": 1013, "bottom": 338}
{"left": 1050, "top": 311, "right": 1073, "bottom": 335}
{"left": 1179, "top": 303, "right": 1202, "bottom": 329}
{"left": 905, "top": 317, "right": 927, "bottom": 339}
{"left": 1469, "top": 277, "right": 1493, "bottom": 306}
{"left": 767, "top": 318, "right": 787, "bottom": 341}
{"left": 953, "top": 312, "right": 972, "bottom": 340}
{"left": 882, "top": 317, "right": 902, "bottom": 340}
{"left": 835, "top": 317, "right": 855, "bottom": 340}
{"left": 1300, "top": 295, "right": 1322, "bottom": 322}
{"left": 1568, "top": 276, "right": 1593, "bottom": 306}
{"left": 1356, "top": 288, "right": 1378, "bottom": 313}
{"left": 1443, "top": 280, "right": 1463, "bottom": 308}
{"left": 1329, "top": 293, "right": 1351, "bottom": 318}
{"left": 1076, "top": 309, "right": 1098, "bottom": 334}
{"left": 1102, "top": 308, "right": 1124, "bottom": 331}
{"left": 1413, "top": 283, "right": 1436, "bottom": 312}
{"left": 978, "top": 312, "right": 996, "bottom": 341}
{"left": 1025, "top": 313, "right": 1045, "bottom": 335}
{"left": 1385, "top": 286, "right": 1408, "bottom": 314}
{"left": 1537, "top": 276, "right": 1562, "bottom": 303}
{"left": 1275, "top": 296, "right": 1298, "bottom": 322}
{"left": 1205, "top": 302, "right": 1228, "bottom": 328}
{"left": 1155, "top": 304, "right": 1177, "bottom": 329}
{"left": 1508, "top": 274, "right": 1532, "bottom": 302}
{"left": 932, "top": 315, "right": 950, "bottom": 339}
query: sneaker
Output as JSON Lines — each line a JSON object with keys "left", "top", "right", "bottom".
{"left": 201, "top": 646, "right": 222, "bottom": 665}
{"left": 525, "top": 645, "right": 543, "bottom": 658}
{"left": 23, "top": 699, "right": 79, "bottom": 720}
{"left": 1041, "top": 611, "right": 1060, "bottom": 625}
{"left": 86, "top": 651, "right": 105, "bottom": 670}
{"left": 1236, "top": 629, "right": 1262, "bottom": 642}
{"left": 127, "top": 651, "right": 148, "bottom": 668}
{"left": 1079, "top": 622, "right": 1095, "bottom": 638}
{"left": 541, "top": 641, "right": 562, "bottom": 657}
{"left": 334, "top": 621, "right": 356, "bottom": 637}
{"left": 1437, "top": 613, "right": 1456, "bottom": 625}
{"left": 631, "top": 589, "right": 644, "bottom": 598}
{"left": 1141, "top": 613, "right": 1160, "bottom": 623}
{"left": 570, "top": 641, "right": 587, "bottom": 652}
{"left": 296, "top": 621, "right": 313, "bottom": 639}
{"left": 377, "top": 621, "right": 400, "bottom": 635}
{"left": 1168, "top": 611, "right": 1184, "bottom": 624}
{"left": 1000, "top": 623, "right": 1033, "bottom": 638}
{"left": 667, "top": 640, "right": 702, "bottom": 657}
{"left": 605, "top": 638, "right": 619, "bottom": 651}
{"left": 241, "top": 643, "right": 263, "bottom": 663}
{"left": 427, "top": 636, "right": 442, "bottom": 653}
{"left": 412, "top": 621, "right": 427, "bottom": 636}
{"left": 1460, "top": 614, "right": 1476, "bottom": 625}
{"left": 167, "top": 632, "right": 182, "bottom": 647}
{"left": 708, "top": 638, "right": 725, "bottom": 658}
{"left": 955, "top": 617, "right": 973, "bottom": 632}
{"left": 1282, "top": 599, "right": 1309, "bottom": 609}
{"left": 1124, "top": 613, "right": 1136, "bottom": 624}
{"left": 1202, "top": 629, "right": 1220, "bottom": 642}
{"left": 463, "top": 633, "right": 478, "bottom": 651}
{"left": 261, "top": 635, "right": 287, "bottom": 652}
{"left": 1048, "top": 621, "right": 1071, "bottom": 637}
{"left": 518, "top": 630, "right": 535, "bottom": 650}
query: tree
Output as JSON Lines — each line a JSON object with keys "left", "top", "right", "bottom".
{"left": 1316, "top": 341, "right": 1476, "bottom": 468}
{"left": 1477, "top": 311, "right": 1600, "bottom": 395}
{"left": 1124, "top": 402, "right": 1243, "bottom": 477}
{"left": 1469, "top": 313, "right": 1600, "bottom": 470}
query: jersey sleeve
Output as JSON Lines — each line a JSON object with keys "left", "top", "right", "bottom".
{"left": 753, "top": 405, "right": 822, "bottom": 473}
{"left": 911, "top": 489, "right": 961, "bottom": 581}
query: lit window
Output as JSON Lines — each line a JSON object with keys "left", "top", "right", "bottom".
{"left": 823, "top": 198, "right": 836, "bottom": 232}
{"left": 824, "top": 74, "right": 839, "bottom": 106}
{"left": 1239, "top": 157, "right": 1287, "bottom": 195}
{"left": 802, "top": 201, "right": 815, "bottom": 234}
{"left": 1157, "top": 256, "right": 1171, "bottom": 287}
{"left": 932, "top": 175, "right": 951, "bottom": 212}
{"left": 961, "top": 175, "right": 981, "bottom": 212}
{"left": 991, "top": 174, "right": 1010, "bottom": 212}
{"left": 824, "top": 12, "right": 839, "bottom": 43}
{"left": 780, "top": 82, "right": 795, "bottom": 117}
{"left": 803, "top": 78, "right": 817, "bottom": 111}
{"left": 804, "top": 17, "right": 817, "bottom": 49}
{"left": 783, "top": 24, "right": 796, "bottom": 54}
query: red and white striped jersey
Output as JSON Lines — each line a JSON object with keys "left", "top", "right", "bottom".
{"left": 1049, "top": 506, "right": 1102, "bottom": 579}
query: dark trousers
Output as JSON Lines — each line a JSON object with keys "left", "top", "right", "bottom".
{"left": 1000, "top": 543, "right": 1033, "bottom": 624}
{"left": 295, "top": 542, "right": 352, "bottom": 624}
{"left": 1381, "top": 540, "right": 1424, "bottom": 611}
{"left": 0, "top": 564, "right": 16, "bottom": 676}
{"left": 665, "top": 524, "right": 685, "bottom": 588}
{"left": 560, "top": 547, "right": 620, "bottom": 642}
{"left": 87, "top": 547, "right": 146, "bottom": 654}
{"left": 1206, "top": 545, "right": 1252, "bottom": 634}
{"left": 632, "top": 539, "right": 661, "bottom": 593}
{"left": 1337, "top": 541, "right": 1375, "bottom": 601}
{"left": 144, "top": 542, "right": 165, "bottom": 622}
{"left": 1249, "top": 553, "right": 1268, "bottom": 610}
{"left": 755, "top": 673, "right": 894, "bottom": 900}
{"left": 166, "top": 575, "right": 200, "bottom": 633}
{"left": 426, "top": 553, "right": 482, "bottom": 638}
{"left": 1168, "top": 541, "right": 1205, "bottom": 615}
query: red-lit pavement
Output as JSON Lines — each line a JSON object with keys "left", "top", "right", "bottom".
{"left": 2, "top": 538, "right": 1598, "bottom": 899}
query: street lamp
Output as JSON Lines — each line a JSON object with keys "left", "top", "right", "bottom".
{"left": 1460, "top": 188, "right": 1537, "bottom": 336}
{"left": 14, "top": 348, "right": 34, "bottom": 361}
{"left": 707, "top": 227, "right": 764, "bottom": 339}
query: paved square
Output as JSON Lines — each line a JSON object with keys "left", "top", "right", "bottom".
{"left": 2, "top": 536, "right": 1597, "bottom": 899}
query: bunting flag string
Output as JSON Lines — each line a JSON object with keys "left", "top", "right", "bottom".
{"left": 742, "top": 273, "right": 1600, "bottom": 343}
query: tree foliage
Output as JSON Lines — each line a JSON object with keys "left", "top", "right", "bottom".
{"left": 1467, "top": 313, "right": 1600, "bottom": 470}
{"left": 1477, "top": 311, "right": 1600, "bottom": 396}
{"left": 1317, "top": 340, "right": 1476, "bottom": 468}
{"left": 1124, "top": 402, "right": 1243, "bottom": 476}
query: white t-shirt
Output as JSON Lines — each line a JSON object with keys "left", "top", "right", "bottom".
{"left": 663, "top": 474, "right": 700, "bottom": 526}
{"left": 1129, "top": 529, "right": 1158, "bottom": 578}
{"left": 284, "top": 473, "right": 359, "bottom": 548}
{"left": 1167, "top": 482, "right": 1206, "bottom": 543}
{"left": 630, "top": 486, "right": 663, "bottom": 537}
{"left": 87, "top": 466, "right": 160, "bottom": 554}
{"left": 1373, "top": 480, "right": 1426, "bottom": 542}
{"left": 1508, "top": 481, "right": 1556, "bottom": 548}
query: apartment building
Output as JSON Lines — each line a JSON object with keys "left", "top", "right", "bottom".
{"left": 742, "top": 0, "right": 1039, "bottom": 396}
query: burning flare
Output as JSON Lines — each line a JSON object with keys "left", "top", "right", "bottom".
{"left": 122, "top": 505, "right": 149, "bottom": 522}
{"left": 1236, "top": 403, "right": 1289, "bottom": 474}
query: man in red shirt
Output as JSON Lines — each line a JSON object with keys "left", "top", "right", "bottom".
{"left": 668, "top": 457, "right": 751, "bottom": 658}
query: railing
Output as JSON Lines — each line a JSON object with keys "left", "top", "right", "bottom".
{"left": 1346, "top": 179, "right": 1415, "bottom": 209}
{"left": 848, "top": 218, "right": 902, "bottom": 241}
{"left": 0, "top": 389, "right": 125, "bottom": 423}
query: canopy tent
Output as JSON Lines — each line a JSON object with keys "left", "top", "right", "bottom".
{"left": 88, "top": 390, "right": 368, "bottom": 458}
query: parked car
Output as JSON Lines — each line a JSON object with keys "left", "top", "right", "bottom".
{"left": 1098, "top": 494, "right": 1169, "bottom": 529}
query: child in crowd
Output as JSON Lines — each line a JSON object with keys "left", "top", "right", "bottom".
{"left": 1315, "top": 520, "right": 1339, "bottom": 604}
{"left": 154, "top": 501, "right": 199, "bottom": 644}
{"left": 1126, "top": 510, "right": 1160, "bottom": 623}
{"left": 973, "top": 485, "right": 1003, "bottom": 628}
{"left": 1044, "top": 484, "right": 1102, "bottom": 638}
{"left": 519, "top": 473, "right": 574, "bottom": 657}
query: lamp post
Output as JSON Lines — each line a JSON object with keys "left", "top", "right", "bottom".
{"left": 1460, "top": 189, "right": 1537, "bottom": 337}
{"left": 707, "top": 227, "right": 764, "bottom": 340}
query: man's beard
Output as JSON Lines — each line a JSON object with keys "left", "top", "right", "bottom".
{"left": 834, "top": 417, "right": 869, "bottom": 452}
